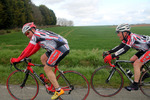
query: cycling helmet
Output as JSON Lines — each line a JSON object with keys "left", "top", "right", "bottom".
{"left": 22, "top": 22, "right": 36, "bottom": 34}
{"left": 116, "top": 23, "right": 130, "bottom": 32}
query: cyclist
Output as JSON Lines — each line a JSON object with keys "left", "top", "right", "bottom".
{"left": 10, "top": 22, "right": 69, "bottom": 99}
{"left": 104, "top": 23, "right": 150, "bottom": 91}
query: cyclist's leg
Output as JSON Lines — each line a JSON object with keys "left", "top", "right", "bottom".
{"left": 57, "top": 70, "right": 90, "bottom": 100}
{"left": 41, "top": 45, "right": 69, "bottom": 99}
{"left": 41, "top": 51, "right": 61, "bottom": 87}
{"left": 50, "top": 46, "right": 69, "bottom": 99}
{"left": 41, "top": 52, "right": 60, "bottom": 87}
{"left": 139, "top": 50, "right": 150, "bottom": 80}
{"left": 41, "top": 52, "right": 64, "bottom": 100}
{"left": 125, "top": 51, "right": 149, "bottom": 91}
{"left": 130, "top": 51, "right": 145, "bottom": 62}
{"left": 134, "top": 50, "right": 147, "bottom": 82}
{"left": 133, "top": 59, "right": 144, "bottom": 82}
{"left": 125, "top": 59, "right": 143, "bottom": 91}
{"left": 130, "top": 54, "right": 138, "bottom": 62}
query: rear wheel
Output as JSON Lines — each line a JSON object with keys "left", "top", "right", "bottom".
{"left": 6, "top": 70, "right": 39, "bottom": 100}
{"left": 57, "top": 70, "right": 90, "bottom": 100}
{"left": 91, "top": 66, "right": 124, "bottom": 97}
{"left": 140, "top": 70, "right": 150, "bottom": 97}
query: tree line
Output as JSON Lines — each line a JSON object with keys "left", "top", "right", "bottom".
{"left": 0, "top": 0, "right": 56, "bottom": 29}
{"left": 57, "top": 18, "right": 74, "bottom": 26}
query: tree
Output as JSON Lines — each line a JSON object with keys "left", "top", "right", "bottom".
{"left": 0, "top": 2, "right": 5, "bottom": 28}
{"left": 23, "top": 0, "right": 33, "bottom": 23}
{"left": 0, "top": 0, "right": 57, "bottom": 29}
{"left": 31, "top": 3, "right": 43, "bottom": 25}
{"left": 0, "top": 0, "right": 33, "bottom": 29}
{"left": 12, "top": 0, "right": 26, "bottom": 27}
{"left": 0, "top": 0, "right": 13, "bottom": 28}
{"left": 39, "top": 5, "right": 56, "bottom": 25}
{"left": 57, "top": 18, "right": 74, "bottom": 26}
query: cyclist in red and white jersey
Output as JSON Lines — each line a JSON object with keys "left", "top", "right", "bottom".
{"left": 104, "top": 24, "right": 150, "bottom": 91}
{"left": 10, "top": 22, "right": 69, "bottom": 99}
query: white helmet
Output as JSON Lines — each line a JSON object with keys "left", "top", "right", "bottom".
{"left": 22, "top": 22, "right": 36, "bottom": 34}
{"left": 116, "top": 24, "right": 130, "bottom": 32}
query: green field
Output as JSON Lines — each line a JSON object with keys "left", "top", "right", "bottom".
{"left": 0, "top": 25, "right": 150, "bottom": 85}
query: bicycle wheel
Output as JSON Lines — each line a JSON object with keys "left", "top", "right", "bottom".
{"left": 140, "top": 70, "right": 150, "bottom": 97}
{"left": 6, "top": 70, "right": 39, "bottom": 100}
{"left": 91, "top": 66, "right": 124, "bottom": 97}
{"left": 56, "top": 70, "right": 90, "bottom": 100}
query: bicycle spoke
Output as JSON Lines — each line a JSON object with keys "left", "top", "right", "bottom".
{"left": 140, "top": 70, "right": 150, "bottom": 97}
{"left": 6, "top": 70, "right": 39, "bottom": 100}
{"left": 57, "top": 71, "right": 90, "bottom": 100}
{"left": 91, "top": 66, "right": 123, "bottom": 97}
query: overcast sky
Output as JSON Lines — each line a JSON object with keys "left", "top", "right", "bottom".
{"left": 31, "top": 0, "right": 150, "bottom": 26}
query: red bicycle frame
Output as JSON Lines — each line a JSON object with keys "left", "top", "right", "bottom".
{"left": 26, "top": 62, "right": 72, "bottom": 93}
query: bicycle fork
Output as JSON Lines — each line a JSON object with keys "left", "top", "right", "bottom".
{"left": 20, "top": 70, "right": 30, "bottom": 88}
{"left": 106, "top": 68, "right": 116, "bottom": 83}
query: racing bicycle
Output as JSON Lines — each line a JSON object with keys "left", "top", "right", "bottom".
{"left": 6, "top": 58, "right": 90, "bottom": 100}
{"left": 91, "top": 55, "right": 150, "bottom": 97}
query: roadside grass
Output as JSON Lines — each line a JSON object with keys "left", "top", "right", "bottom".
{"left": 1, "top": 64, "right": 131, "bottom": 87}
{"left": 1, "top": 25, "right": 150, "bottom": 86}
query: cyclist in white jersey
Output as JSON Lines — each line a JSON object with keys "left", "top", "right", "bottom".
{"left": 104, "top": 24, "right": 150, "bottom": 91}
{"left": 10, "top": 22, "right": 69, "bottom": 99}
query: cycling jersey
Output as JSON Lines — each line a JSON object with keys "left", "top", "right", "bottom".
{"left": 109, "top": 33, "right": 150, "bottom": 63}
{"left": 15, "top": 29, "right": 69, "bottom": 66}
{"left": 30, "top": 29, "right": 69, "bottom": 52}
{"left": 122, "top": 33, "right": 149, "bottom": 51}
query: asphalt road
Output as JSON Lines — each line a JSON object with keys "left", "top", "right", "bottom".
{"left": 1, "top": 85, "right": 149, "bottom": 100}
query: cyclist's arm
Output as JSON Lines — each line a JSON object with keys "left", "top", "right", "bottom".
{"left": 108, "top": 42, "right": 125, "bottom": 53}
{"left": 26, "top": 43, "right": 41, "bottom": 57}
{"left": 16, "top": 42, "right": 35, "bottom": 62}
{"left": 111, "top": 44, "right": 130, "bottom": 58}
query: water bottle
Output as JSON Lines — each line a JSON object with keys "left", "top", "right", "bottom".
{"left": 40, "top": 73, "right": 50, "bottom": 84}
{"left": 126, "top": 69, "right": 133, "bottom": 78}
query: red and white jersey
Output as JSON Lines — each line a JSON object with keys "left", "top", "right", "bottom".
{"left": 122, "top": 33, "right": 149, "bottom": 51}
{"left": 30, "top": 29, "right": 69, "bottom": 52}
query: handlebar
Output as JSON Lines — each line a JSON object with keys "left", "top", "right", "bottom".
{"left": 12, "top": 58, "right": 44, "bottom": 71}
{"left": 107, "top": 57, "right": 118, "bottom": 67}
{"left": 103, "top": 51, "right": 119, "bottom": 67}
{"left": 108, "top": 61, "right": 115, "bottom": 67}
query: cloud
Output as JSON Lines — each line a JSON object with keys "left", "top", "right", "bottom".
{"left": 31, "top": 0, "right": 150, "bottom": 26}
{"left": 61, "top": 0, "right": 100, "bottom": 17}
{"left": 32, "top": 0, "right": 65, "bottom": 5}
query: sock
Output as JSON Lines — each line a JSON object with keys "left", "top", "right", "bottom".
{"left": 56, "top": 87, "right": 61, "bottom": 92}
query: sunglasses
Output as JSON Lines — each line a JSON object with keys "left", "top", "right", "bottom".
{"left": 25, "top": 31, "right": 30, "bottom": 36}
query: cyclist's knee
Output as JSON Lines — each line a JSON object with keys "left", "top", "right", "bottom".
{"left": 130, "top": 55, "right": 138, "bottom": 62}
{"left": 41, "top": 54, "right": 48, "bottom": 65}
{"left": 133, "top": 60, "right": 144, "bottom": 68}
{"left": 44, "top": 65, "right": 53, "bottom": 72}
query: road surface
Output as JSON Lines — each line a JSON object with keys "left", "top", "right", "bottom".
{"left": 1, "top": 85, "right": 149, "bottom": 100}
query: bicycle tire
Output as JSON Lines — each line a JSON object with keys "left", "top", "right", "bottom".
{"left": 56, "top": 70, "right": 90, "bottom": 100}
{"left": 91, "top": 66, "right": 124, "bottom": 97}
{"left": 140, "top": 70, "right": 150, "bottom": 97}
{"left": 6, "top": 70, "right": 39, "bottom": 100}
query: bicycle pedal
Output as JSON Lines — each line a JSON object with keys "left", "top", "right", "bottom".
{"left": 46, "top": 89, "right": 54, "bottom": 95}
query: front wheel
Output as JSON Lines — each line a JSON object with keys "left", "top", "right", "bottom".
{"left": 57, "top": 70, "right": 90, "bottom": 100}
{"left": 140, "top": 70, "right": 150, "bottom": 97}
{"left": 91, "top": 66, "right": 124, "bottom": 97}
{"left": 6, "top": 70, "right": 39, "bottom": 100}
